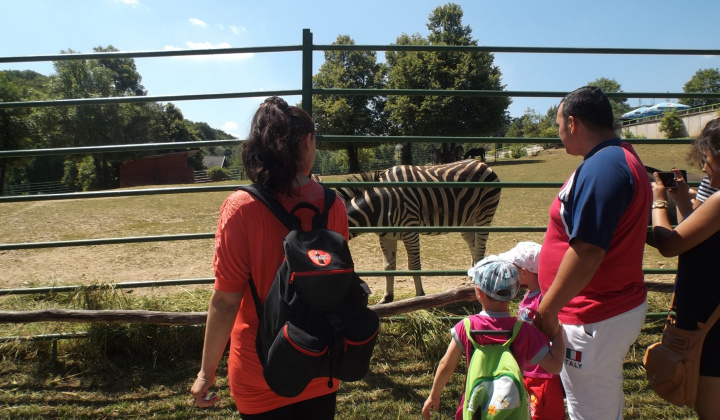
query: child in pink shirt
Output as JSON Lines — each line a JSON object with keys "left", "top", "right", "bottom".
{"left": 500, "top": 242, "right": 566, "bottom": 419}
{"left": 422, "top": 256, "right": 565, "bottom": 419}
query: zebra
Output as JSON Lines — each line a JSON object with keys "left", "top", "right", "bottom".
{"left": 336, "top": 159, "right": 501, "bottom": 303}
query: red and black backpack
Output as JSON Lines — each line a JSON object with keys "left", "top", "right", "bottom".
{"left": 239, "top": 184, "right": 379, "bottom": 397}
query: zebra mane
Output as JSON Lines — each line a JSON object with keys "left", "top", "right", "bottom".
{"left": 335, "top": 171, "right": 381, "bottom": 202}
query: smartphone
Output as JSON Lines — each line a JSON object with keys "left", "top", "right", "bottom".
{"left": 657, "top": 170, "right": 687, "bottom": 189}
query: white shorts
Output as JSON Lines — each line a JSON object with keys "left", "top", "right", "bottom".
{"left": 560, "top": 301, "right": 648, "bottom": 420}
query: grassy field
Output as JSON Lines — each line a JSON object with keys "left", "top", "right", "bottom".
{"left": 0, "top": 143, "right": 702, "bottom": 418}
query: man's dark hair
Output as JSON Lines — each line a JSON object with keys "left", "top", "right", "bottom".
{"left": 560, "top": 86, "right": 615, "bottom": 132}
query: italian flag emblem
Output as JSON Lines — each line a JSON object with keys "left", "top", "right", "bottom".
{"left": 566, "top": 349, "right": 582, "bottom": 362}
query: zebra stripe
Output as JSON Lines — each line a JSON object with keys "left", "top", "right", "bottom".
{"left": 337, "top": 159, "right": 501, "bottom": 303}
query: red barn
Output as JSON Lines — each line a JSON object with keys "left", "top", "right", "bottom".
{"left": 119, "top": 151, "right": 199, "bottom": 188}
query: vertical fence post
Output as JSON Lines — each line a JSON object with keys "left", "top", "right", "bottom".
{"left": 302, "top": 28, "right": 313, "bottom": 115}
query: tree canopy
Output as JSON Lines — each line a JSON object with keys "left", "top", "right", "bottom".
{"left": 505, "top": 106, "right": 558, "bottom": 139}
{"left": 0, "top": 72, "right": 37, "bottom": 194}
{"left": 2, "top": 46, "right": 235, "bottom": 192}
{"left": 587, "top": 77, "right": 631, "bottom": 118}
{"left": 384, "top": 3, "right": 510, "bottom": 164}
{"left": 680, "top": 68, "right": 720, "bottom": 108}
{"left": 312, "top": 35, "right": 387, "bottom": 173}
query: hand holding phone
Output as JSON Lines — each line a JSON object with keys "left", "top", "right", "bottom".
{"left": 656, "top": 170, "right": 687, "bottom": 189}
{"left": 657, "top": 172, "right": 678, "bottom": 189}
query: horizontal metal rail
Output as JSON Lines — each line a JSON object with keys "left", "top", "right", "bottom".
{"left": 0, "top": 268, "right": 677, "bottom": 296}
{"left": 312, "top": 45, "right": 720, "bottom": 56}
{"left": 0, "top": 139, "right": 242, "bottom": 158}
{"left": 0, "top": 89, "right": 303, "bottom": 110}
{"left": 0, "top": 136, "right": 696, "bottom": 160}
{"left": 3, "top": 89, "right": 720, "bottom": 111}
{"left": 0, "top": 45, "right": 303, "bottom": 64}
{"left": 3, "top": 45, "right": 717, "bottom": 65}
{"left": 0, "top": 182, "right": 558, "bottom": 203}
{"left": 0, "top": 227, "right": 549, "bottom": 251}
{"left": 0, "top": 179, "right": 700, "bottom": 203}
{"left": 0, "top": 225, "right": 676, "bottom": 251}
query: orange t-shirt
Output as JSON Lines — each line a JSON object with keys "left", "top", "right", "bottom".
{"left": 213, "top": 181, "right": 349, "bottom": 414}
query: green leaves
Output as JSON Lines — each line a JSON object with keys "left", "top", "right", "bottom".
{"left": 680, "top": 68, "right": 720, "bottom": 108}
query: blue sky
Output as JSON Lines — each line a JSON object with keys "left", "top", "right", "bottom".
{"left": 3, "top": 0, "right": 720, "bottom": 138}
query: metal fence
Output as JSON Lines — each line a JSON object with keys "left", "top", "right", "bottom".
{"left": 1, "top": 29, "right": 719, "bottom": 302}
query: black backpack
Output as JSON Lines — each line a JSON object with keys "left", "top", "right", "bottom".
{"left": 239, "top": 184, "right": 379, "bottom": 398}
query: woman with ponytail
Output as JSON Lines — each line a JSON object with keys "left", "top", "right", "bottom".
{"left": 190, "top": 97, "right": 349, "bottom": 419}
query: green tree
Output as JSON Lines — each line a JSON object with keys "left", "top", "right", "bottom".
{"left": 312, "top": 35, "right": 387, "bottom": 173}
{"left": 385, "top": 3, "right": 510, "bottom": 164}
{"left": 680, "top": 68, "right": 720, "bottom": 108}
{"left": 505, "top": 106, "right": 558, "bottom": 140}
{"left": 50, "top": 47, "right": 150, "bottom": 190}
{"left": 659, "top": 109, "right": 686, "bottom": 138}
{"left": 0, "top": 72, "right": 36, "bottom": 194}
{"left": 588, "top": 77, "right": 631, "bottom": 118}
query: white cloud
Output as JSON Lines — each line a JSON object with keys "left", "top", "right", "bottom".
{"left": 117, "top": 0, "right": 139, "bottom": 5}
{"left": 189, "top": 18, "right": 207, "bottom": 27}
{"left": 222, "top": 122, "right": 240, "bottom": 136}
{"left": 186, "top": 41, "right": 231, "bottom": 49}
{"left": 229, "top": 25, "right": 245, "bottom": 35}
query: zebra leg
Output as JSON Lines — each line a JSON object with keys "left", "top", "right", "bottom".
{"left": 461, "top": 231, "right": 486, "bottom": 285}
{"left": 378, "top": 236, "right": 398, "bottom": 304}
{"left": 402, "top": 233, "right": 425, "bottom": 297}
{"left": 460, "top": 231, "right": 477, "bottom": 268}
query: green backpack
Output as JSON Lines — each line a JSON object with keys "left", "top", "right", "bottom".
{"left": 462, "top": 318, "right": 530, "bottom": 420}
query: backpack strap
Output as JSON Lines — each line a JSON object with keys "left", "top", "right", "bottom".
{"left": 237, "top": 184, "right": 336, "bottom": 231}
{"left": 314, "top": 186, "right": 336, "bottom": 229}
{"left": 464, "top": 318, "right": 523, "bottom": 349}
{"left": 247, "top": 276, "right": 263, "bottom": 320}
{"left": 699, "top": 303, "right": 720, "bottom": 332}
{"left": 237, "top": 184, "right": 337, "bottom": 318}
{"left": 237, "top": 184, "right": 300, "bottom": 231}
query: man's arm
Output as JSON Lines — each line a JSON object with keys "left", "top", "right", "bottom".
{"left": 534, "top": 239, "right": 605, "bottom": 337}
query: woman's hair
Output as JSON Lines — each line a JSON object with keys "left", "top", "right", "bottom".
{"left": 688, "top": 118, "right": 720, "bottom": 167}
{"left": 242, "top": 96, "right": 315, "bottom": 196}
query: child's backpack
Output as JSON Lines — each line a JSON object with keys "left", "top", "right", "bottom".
{"left": 240, "top": 184, "right": 379, "bottom": 398}
{"left": 462, "top": 318, "right": 529, "bottom": 420}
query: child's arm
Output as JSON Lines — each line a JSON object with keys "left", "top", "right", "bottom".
{"left": 537, "top": 324, "right": 566, "bottom": 375}
{"left": 422, "top": 339, "right": 462, "bottom": 420}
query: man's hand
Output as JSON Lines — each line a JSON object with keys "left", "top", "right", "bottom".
{"left": 533, "top": 308, "right": 559, "bottom": 339}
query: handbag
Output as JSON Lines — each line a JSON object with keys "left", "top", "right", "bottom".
{"left": 643, "top": 292, "right": 720, "bottom": 407}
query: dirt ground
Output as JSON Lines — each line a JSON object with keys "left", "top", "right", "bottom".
{"left": 1, "top": 146, "right": 681, "bottom": 298}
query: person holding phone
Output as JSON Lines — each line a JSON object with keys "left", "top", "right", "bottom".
{"left": 534, "top": 86, "right": 651, "bottom": 419}
{"left": 652, "top": 118, "right": 720, "bottom": 419}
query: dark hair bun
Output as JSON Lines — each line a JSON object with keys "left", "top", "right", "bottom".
{"left": 263, "top": 96, "right": 289, "bottom": 112}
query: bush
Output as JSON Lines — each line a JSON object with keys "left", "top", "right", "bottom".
{"left": 510, "top": 144, "right": 528, "bottom": 159}
{"left": 659, "top": 110, "right": 687, "bottom": 138}
{"left": 623, "top": 130, "right": 646, "bottom": 139}
{"left": 207, "top": 166, "right": 231, "bottom": 181}
{"left": 62, "top": 156, "right": 98, "bottom": 191}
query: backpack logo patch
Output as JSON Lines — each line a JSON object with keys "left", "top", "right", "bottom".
{"left": 307, "top": 249, "right": 332, "bottom": 266}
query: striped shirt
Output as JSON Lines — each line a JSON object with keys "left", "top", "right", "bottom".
{"left": 696, "top": 176, "right": 718, "bottom": 203}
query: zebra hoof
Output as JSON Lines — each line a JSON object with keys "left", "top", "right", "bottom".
{"left": 378, "top": 294, "right": 394, "bottom": 304}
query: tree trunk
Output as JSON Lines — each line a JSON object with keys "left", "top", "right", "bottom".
{"left": 346, "top": 145, "right": 361, "bottom": 173}
{"left": 0, "top": 160, "right": 6, "bottom": 196}
{"left": 400, "top": 142, "right": 413, "bottom": 165}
